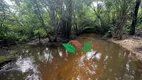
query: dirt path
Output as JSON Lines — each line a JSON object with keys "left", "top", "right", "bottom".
{"left": 109, "top": 36, "right": 142, "bottom": 60}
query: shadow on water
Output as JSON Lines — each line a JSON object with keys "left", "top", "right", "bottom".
{"left": 0, "top": 33, "right": 142, "bottom": 80}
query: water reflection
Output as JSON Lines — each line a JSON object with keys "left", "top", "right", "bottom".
{"left": 16, "top": 57, "right": 39, "bottom": 80}
{"left": 86, "top": 50, "right": 96, "bottom": 60}
{"left": 16, "top": 57, "right": 34, "bottom": 73}
{"left": 78, "top": 50, "right": 103, "bottom": 76}
{"left": 0, "top": 34, "right": 142, "bottom": 80}
{"left": 38, "top": 48, "right": 53, "bottom": 63}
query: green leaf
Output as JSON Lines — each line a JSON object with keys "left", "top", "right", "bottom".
{"left": 82, "top": 42, "right": 91, "bottom": 51}
{"left": 62, "top": 44, "right": 76, "bottom": 53}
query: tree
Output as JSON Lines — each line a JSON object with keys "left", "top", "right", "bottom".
{"left": 1, "top": 0, "right": 142, "bottom": 45}
{"left": 113, "top": 0, "right": 134, "bottom": 39}
{"left": 58, "top": 0, "right": 73, "bottom": 39}
{"left": 129, "top": 0, "right": 141, "bottom": 35}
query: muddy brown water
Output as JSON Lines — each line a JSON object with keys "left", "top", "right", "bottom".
{"left": 0, "top": 34, "right": 142, "bottom": 80}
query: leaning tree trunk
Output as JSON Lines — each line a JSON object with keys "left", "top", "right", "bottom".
{"left": 129, "top": 0, "right": 141, "bottom": 35}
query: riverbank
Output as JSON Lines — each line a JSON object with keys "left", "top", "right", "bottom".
{"left": 1, "top": 33, "right": 142, "bottom": 66}
{"left": 109, "top": 35, "right": 142, "bottom": 61}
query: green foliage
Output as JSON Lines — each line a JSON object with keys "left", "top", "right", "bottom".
{"left": 0, "top": 0, "right": 142, "bottom": 44}
{"left": 34, "top": 28, "right": 47, "bottom": 37}
{"left": 62, "top": 44, "right": 76, "bottom": 53}
{"left": 82, "top": 42, "right": 91, "bottom": 51}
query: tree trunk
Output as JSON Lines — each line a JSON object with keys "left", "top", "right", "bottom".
{"left": 66, "top": 0, "right": 72, "bottom": 39}
{"left": 114, "top": 21, "right": 123, "bottom": 40}
{"left": 59, "top": 0, "right": 72, "bottom": 39}
{"left": 114, "top": 15, "right": 126, "bottom": 40}
{"left": 129, "top": 0, "right": 141, "bottom": 35}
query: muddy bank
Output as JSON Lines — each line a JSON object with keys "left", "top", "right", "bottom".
{"left": 27, "top": 38, "right": 49, "bottom": 46}
{"left": 109, "top": 36, "right": 142, "bottom": 61}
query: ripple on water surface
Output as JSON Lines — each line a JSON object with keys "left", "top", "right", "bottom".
{"left": 0, "top": 34, "right": 142, "bottom": 80}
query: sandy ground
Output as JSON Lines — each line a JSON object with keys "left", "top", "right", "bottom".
{"left": 109, "top": 36, "right": 142, "bottom": 60}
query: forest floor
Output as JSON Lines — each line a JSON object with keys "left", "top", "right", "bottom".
{"left": 109, "top": 35, "right": 142, "bottom": 61}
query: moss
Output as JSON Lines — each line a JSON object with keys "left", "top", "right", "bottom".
{"left": 0, "top": 56, "right": 8, "bottom": 63}
{"left": 0, "top": 56, "right": 14, "bottom": 63}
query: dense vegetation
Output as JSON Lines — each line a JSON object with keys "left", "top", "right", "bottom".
{"left": 0, "top": 0, "right": 142, "bottom": 45}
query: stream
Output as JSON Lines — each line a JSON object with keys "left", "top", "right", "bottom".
{"left": 0, "top": 34, "right": 142, "bottom": 80}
